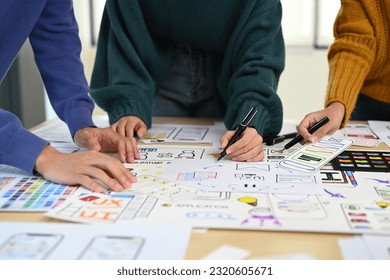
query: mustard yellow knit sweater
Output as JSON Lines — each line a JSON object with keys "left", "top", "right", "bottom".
{"left": 325, "top": 0, "right": 390, "bottom": 126}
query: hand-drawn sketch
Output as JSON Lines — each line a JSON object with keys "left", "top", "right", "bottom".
{"left": 0, "top": 232, "right": 63, "bottom": 260}
{"left": 131, "top": 175, "right": 205, "bottom": 202}
{"left": 0, "top": 222, "right": 190, "bottom": 260}
{"left": 45, "top": 175, "right": 390, "bottom": 235}
{"left": 163, "top": 159, "right": 324, "bottom": 195}
{"left": 279, "top": 136, "right": 354, "bottom": 173}
{"left": 136, "top": 146, "right": 206, "bottom": 161}
{"left": 342, "top": 124, "right": 378, "bottom": 139}
{"left": 3, "top": 123, "right": 390, "bottom": 237}
{"left": 140, "top": 124, "right": 214, "bottom": 144}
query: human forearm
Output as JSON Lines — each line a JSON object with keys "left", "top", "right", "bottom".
{"left": 0, "top": 110, "right": 49, "bottom": 174}
{"left": 29, "top": 0, "right": 95, "bottom": 135}
{"left": 325, "top": 0, "right": 376, "bottom": 126}
{"left": 224, "top": 1, "right": 284, "bottom": 137}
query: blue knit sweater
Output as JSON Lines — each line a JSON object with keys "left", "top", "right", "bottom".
{"left": 0, "top": 0, "right": 95, "bottom": 174}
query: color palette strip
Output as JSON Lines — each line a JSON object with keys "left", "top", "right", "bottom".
{"left": 331, "top": 151, "right": 390, "bottom": 172}
{"left": 0, "top": 177, "right": 77, "bottom": 212}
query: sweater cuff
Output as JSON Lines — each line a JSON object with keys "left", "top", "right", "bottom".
{"left": 108, "top": 99, "right": 152, "bottom": 128}
{"left": 3, "top": 128, "right": 49, "bottom": 175}
{"left": 326, "top": 42, "right": 373, "bottom": 127}
{"left": 63, "top": 106, "right": 95, "bottom": 137}
{"left": 91, "top": 86, "right": 153, "bottom": 128}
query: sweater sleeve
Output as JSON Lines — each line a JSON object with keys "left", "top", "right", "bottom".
{"left": 325, "top": 0, "right": 377, "bottom": 127}
{"left": 90, "top": 0, "right": 172, "bottom": 128}
{"left": 0, "top": 0, "right": 91, "bottom": 174}
{"left": 0, "top": 1, "right": 48, "bottom": 174}
{"left": 29, "top": 0, "right": 95, "bottom": 136}
{"left": 0, "top": 109, "right": 49, "bottom": 174}
{"left": 219, "top": 0, "right": 285, "bottom": 138}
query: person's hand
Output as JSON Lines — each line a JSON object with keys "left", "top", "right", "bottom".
{"left": 297, "top": 102, "right": 345, "bottom": 144}
{"left": 34, "top": 145, "right": 136, "bottom": 193}
{"left": 112, "top": 116, "right": 147, "bottom": 138}
{"left": 74, "top": 126, "right": 138, "bottom": 163}
{"left": 220, "top": 127, "right": 264, "bottom": 161}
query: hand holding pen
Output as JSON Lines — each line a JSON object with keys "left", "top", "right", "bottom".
{"left": 279, "top": 116, "right": 330, "bottom": 152}
{"left": 218, "top": 107, "right": 262, "bottom": 160}
{"left": 297, "top": 102, "right": 344, "bottom": 143}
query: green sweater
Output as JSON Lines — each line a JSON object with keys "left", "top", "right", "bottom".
{"left": 90, "top": 0, "right": 285, "bottom": 137}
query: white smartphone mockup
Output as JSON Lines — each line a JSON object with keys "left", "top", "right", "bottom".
{"left": 0, "top": 232, "right": 63, "bottom": 260}
{"left": 78, "top": 235, "right": 144, "bottom": 260}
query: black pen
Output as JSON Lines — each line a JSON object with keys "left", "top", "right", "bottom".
{"left": 264, "top": 132, "right": 297, "bottom": 146}
{"left": 217, "top": 107, "right": 258, "bottom": 161}
{"left": 280, "top": 116, "right": 330, "bottom": 152}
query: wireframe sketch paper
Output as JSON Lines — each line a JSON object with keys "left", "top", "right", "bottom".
{"left": 341, "top": 124, "right": 380, "bottom": 147}
{"left": 140, "top": 124, "right": 216, "bottom": 144}
{"left": 342, "top": 123, "right": 378, "bottom": 139}
{"left": 136, "top": 146, "right": 206, "bottom": 161}
{"left": 31, "top": 116, "right": 223, "bottom": 145}
{"left": 45, "top": 191, "right": 152, "bottom": 224}
{"left": 31, "top": 120, "right": 73, "bottom": 143}
{"left": 278, "top": 136, "right": 354, "bottom": 173}
{"left": 0, "top": 221, "right": 191, "bottom": 260}
{"left": 45, "top": 170, "right": 390, "bottom": 235}
{"left": 339, "top": 234, "right": 390, "bottom": 260}
{"left": 129, "top": 174, "right": 205, "bottom": 202}
{"left": 163, "top": 159, "right": 324, "bottom": 195}
{"left": 125, "top": 161, "right": 172, "bottom": 177}
{"left": 94, "top": 115, "right": 223, "bottom": 145}
{"left": 368, "top": 120, "right": 390, "bottom": 148}
{"left": 129, "top": 145, "right": 324, "bottom": 195}
{"left": 4, "top": 119, "right": 390, "bottom": 236}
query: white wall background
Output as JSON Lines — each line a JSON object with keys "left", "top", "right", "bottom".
{"left": 278, "top": 0, "right": 339, "bottom": 122}
{"left": 46, "top": 1, "right": 339, "bottom": 123}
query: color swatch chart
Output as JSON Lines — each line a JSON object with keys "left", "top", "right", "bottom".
{"left": 0, "top": 176, "right": 77, "bottom": 212}
{"left": 331, "top": 151, "right": 390, "bottom": 172}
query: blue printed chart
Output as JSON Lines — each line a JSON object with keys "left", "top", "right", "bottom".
{"left": 0, "top": 176, "right": 77, "bottom": 212}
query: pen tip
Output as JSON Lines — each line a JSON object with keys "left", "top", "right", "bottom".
{"left": 217, "top": 154, "right": 224, "bottom": 161}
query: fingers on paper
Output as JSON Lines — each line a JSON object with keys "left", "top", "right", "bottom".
{"left": 76, "top": 154, "right": 135, "bottom": 192}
